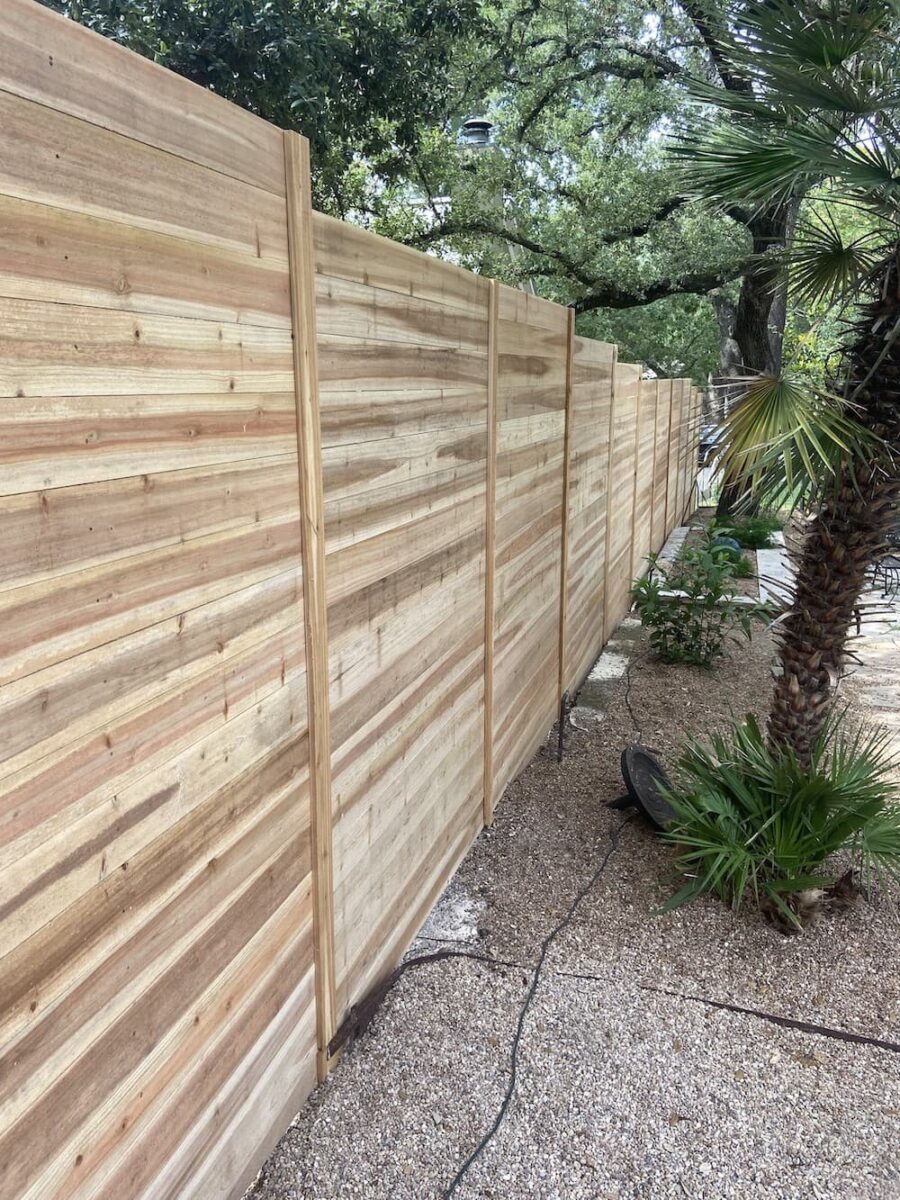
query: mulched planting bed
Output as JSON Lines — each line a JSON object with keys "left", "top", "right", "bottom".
{"left": 249, "top": 618, "right": 900, "bottom": 1200}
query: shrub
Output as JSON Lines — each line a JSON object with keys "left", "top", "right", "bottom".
{"left": 714, "top": 514, "right": 783, "bottom": 550}
{"left": 660, "top": 716, "right": 900, "bottom": 930}
{"left": 632, "top": 548, "right": 767, "bottom": 668}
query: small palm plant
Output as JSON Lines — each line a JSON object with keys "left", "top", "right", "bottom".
{"left": 662, "top": 715, "right": 900, "bottom": 930}
{"left": 671, "top": 0, "right": 900, "bottom": 768}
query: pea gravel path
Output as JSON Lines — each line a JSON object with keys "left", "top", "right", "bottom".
{"left": 249, "top": 594, "right": 900, "bottom": 1199}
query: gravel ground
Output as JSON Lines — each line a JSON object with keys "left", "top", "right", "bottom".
{"left": 249, "top": 565, "right": 900, "bottom": 1200}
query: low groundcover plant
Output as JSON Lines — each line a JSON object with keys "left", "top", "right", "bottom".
{"left": 661, "top": 715, "right": 900, "bottom": 931}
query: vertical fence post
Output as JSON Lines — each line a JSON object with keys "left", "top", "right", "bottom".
{"left": 283, "top": 131, "right": 337, "bottom": 1082}
{"left": 557, "top": 308, "right": 575, "bottom": 699}
{"left": 482, "top": 280, "right": 499, "bottom": 828}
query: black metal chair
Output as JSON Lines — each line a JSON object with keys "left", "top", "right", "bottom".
{"left": 872, "top": 526, "right": 900, "bottom": 600}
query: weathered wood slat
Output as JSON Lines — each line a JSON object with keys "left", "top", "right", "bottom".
{"left": 0, "top": 10, "right": 696, "bottom": 1195}
{"left": 0, "top": 91, "right": 288, "bottom": 262}
{"left": 1, "top": 0, "right": 286, "bottom": 195}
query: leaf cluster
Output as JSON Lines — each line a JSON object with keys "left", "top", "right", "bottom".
{"left": 632, "top": 546, "right": 769, "bottom": 667}
{"left": 661, "top": 714, "right": 900, "bottom": 928}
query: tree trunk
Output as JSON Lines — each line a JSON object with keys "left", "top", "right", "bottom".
{"left": 769, "top": 251, "right": 900, "bottom": 767}
{"left": 715, "top": 201, "right": 799, "bottom": 517}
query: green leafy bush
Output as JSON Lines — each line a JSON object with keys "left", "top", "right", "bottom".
{"left": 633, "top": 548, "right": 767, "bottom": 668}
{"left": 661, "top": 716, "right": 900, "bottom": 930}
{"left": 713, "top": 514, "right": 783, "bottom": 550}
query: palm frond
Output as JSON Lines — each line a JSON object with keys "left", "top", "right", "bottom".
{"left": 673, "top": 120, "right": 900, "bottom": 209}
{"left": 714, "top": 372, "right": 876, "bottom": 508}
{"left": 788, "top": 209, "right": 886, "bottom": 306}
{"left": 734, "top": 0, "right": 896, "bottom": 72}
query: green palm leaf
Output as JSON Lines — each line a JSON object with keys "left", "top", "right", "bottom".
{"left": 713, "top": 372, "right": 876, "bottom": 507}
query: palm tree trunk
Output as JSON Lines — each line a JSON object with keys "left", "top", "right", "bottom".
{"left": 769, "top": 253, "right": 900, "bottom": 767}
{"left": 769, "top": 465, "right": 897, "bottom": 765}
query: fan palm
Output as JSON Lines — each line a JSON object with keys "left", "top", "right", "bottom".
{"left": 672, "top": 0, "right": 900, "bottom": 768}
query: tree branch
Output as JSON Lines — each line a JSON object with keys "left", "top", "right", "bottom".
{"left": 574, "top": 263, "right": 748, "bottom": 312}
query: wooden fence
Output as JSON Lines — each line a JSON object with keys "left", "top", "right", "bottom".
{"left": 0, "top": 3, "right": 702, "bottom": 1196}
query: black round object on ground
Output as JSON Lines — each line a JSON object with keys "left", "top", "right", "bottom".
{"left": 611, "top": 745, "right": 677, "bottom": 830}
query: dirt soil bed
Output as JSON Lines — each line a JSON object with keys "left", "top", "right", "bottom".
{"left": 249, "top": 620, "right": 900, "bottom": 1200}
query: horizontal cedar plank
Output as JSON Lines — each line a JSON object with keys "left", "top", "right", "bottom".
{"left": 0, "top": 515, "right": 301, "bottom": 687}
{"left": 60, "top": 901, "right": 310, "bottom": 1200}
{"left": 0, "top": 627, "right": 304, "bottom": 875}
{"left": 319, "top": 386, "right": 487, "bottom": 446}
{"left": 315, "top": 273, "right": 488, "bottom": 354}
{"left": 0, "top": 733, "right": 309, "bottom": 1116}
{"left": 322, "top": 425, "right": 487, "bottom": 502}
{"left": 313, "top": 212, "right": 488, "bottom": 314}
{"left": 0, "top": 194, "right": 290, "bottom": 328}
{"left": 331, "top": 627, "right": 483, "bottom": 829}
{"left": 492, "top": 640, "right": 557, "bottom": 793}
{"left": 333, "top": 666, "right": 482, "bottom": 891}
{"left": 0, "top": 671, "right": 306, "bottom": 964}
{"left": 495, "top": 318, "right": 567, "bottom": 360}
{"left": 151, "top": 967, "right": 316, "bottom": 1200}
{"left": 0, "top": 395, "right": 296, "bottom": 495}
{"left": 0, "top": 296, "right": 293, "bottom": 400}
{"left": 0, "top": 456, "right": 299, "bottom": 591}
{"left": 334, "top": 729, "right": 482, "bottom": 1013}
{"left": 2, "top": 835, "right": 306, "bottom": 1200}
{"left": 325, "top": 492, "right": 484, "bottom": 606}
{"left": 317, "top": 335, "right": 487, "bottom": 394}
{"left": 0, "top": 571, "right": 302, "bottom": 787}
{"left": 335, "top": 776, "right": 481, "bottom": 1019}
{"left": 571, "top": 335, "right": 615, "bottom": 365}
{"left": 0, "top": 90, "right": 287, "bottom": 264}
{"left": 328, "top": 550, "right": 483, "bottom": 751}
{"left": 1, "top": 0, "right": 285, "bottom": 196}
{"left": 325, "top": 464, "right": 484, "bottom": 555}
{"left": 497, "top": 284, "right": 569, "bottom": 334}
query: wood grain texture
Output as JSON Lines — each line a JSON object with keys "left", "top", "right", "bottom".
{"left": 483, "top": 281, "right": 499, "bottom": 826}
{"left": 665, "top": 379, "right": 683, "bottom": 536}
{"left": 631, "top": 377, "right": 657, "bottom": 580}
{"left": 1, "top": 0, "right": 286, "bottom": 195}
{"left": 314, "top": 213, "right": 490, "bottom": 1023}
{"left": 604, "top": 361, "right": 641, "bottom": 641}
{"left": 557, "top": 309, "right": 575, "bottom": 700}
{"left": 651, "top": 380, "right": 672, "bottom": 553}
{"left": 492, "top": 286, "right": 568, "bottom": 799}
{"left": 561, "top": 335, "right": 616, "bottom": 692}
{"left": 285, "top": 133, "right": 337, "bottom": 1081}
{"left": 0, "top": 10, "right": 315, "bottom": 1199}
{"left": 0, "top": 12, "right": 696, "bottom": 1195}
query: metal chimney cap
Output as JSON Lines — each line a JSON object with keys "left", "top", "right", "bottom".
{"left": 460, "top": 117, "right": 494, "bottom": 147}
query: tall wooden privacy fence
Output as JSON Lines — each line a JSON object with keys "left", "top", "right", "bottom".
{"left": 0, "top": 3, "right": 702, "bottom": 1196}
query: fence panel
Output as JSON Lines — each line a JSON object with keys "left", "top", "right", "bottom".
{"left": 665, "top": 381, "right": 684, "bottom": 535}
{"left": 491, "top": 286, "right": 568, "bottom": 798}
{"left": 603, "top": 362, "right": 641, "bottom": 639}
{"left": 0, "top": 5, "right": 318, "bottom": 1199}
{"left": 631, "top": 378, "right": 658, "bottom": 578}
{"left": 561, "top": 337, "right": 616, "bottom": 692}
{"left": 651, "top": 379, "right": 673, "bottom": 553}
{"left": 313, "top": 214, "right": 491, "bottom": 1024}
{"left": 0, "top": 7, "right": 704, "bottom": 1195}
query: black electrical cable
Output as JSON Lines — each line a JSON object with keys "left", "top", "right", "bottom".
{"left": 620, "top": 648, "right": 646, "bottom": 743}
{"left": 441, "top": 813, "right": 632, "bottom": 1199}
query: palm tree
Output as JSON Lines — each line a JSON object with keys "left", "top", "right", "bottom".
{"left": 673, "top": 0, "right": 900, "bottom": 768}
